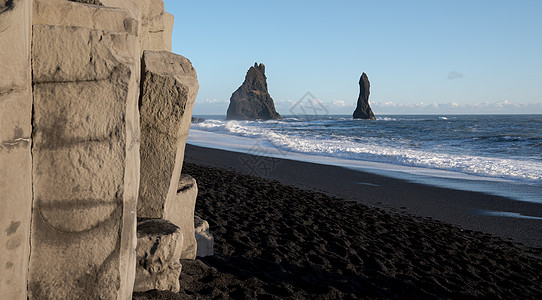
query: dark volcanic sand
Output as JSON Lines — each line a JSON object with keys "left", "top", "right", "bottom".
{"left": 134, "top": 161, "right": 542, "bottom": 299}
{"left": 183, "top": 145, "right": 542, "bottom": 248}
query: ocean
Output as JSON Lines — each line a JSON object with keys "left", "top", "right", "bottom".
{"left": 188, "top": 114, "right": 542, "bottom": 204}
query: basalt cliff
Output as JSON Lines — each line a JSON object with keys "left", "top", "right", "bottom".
{"left": 0, "top": 0, "right": 211, "bottom": 298}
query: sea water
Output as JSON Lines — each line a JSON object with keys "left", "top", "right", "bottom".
{"left": 188, "top": 115, "right": 542, "bottom": 204}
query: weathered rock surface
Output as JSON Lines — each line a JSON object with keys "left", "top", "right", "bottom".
{"left": 1, "top": 0, "right": 197, "bottom": 298}
{"left": 0, "top": 0, "right": 32, "bottom": 298}
{"left": 28, "top": 3, "right": 140, "bottom": 298}
{"left": 172, "top": 175, "right": 199, "bottom": 259}
{"left": 138, "top": 50, "right": 198, "bottom": 248}
{"left": 134, "top": 219, "right": 183, "bottom": 293}
{"left": 195, "top": 216, "right": 214, "bottom": 257}
{"left": 226, "top": 63, "right": 281, "bottom": 120}
{"left": 102, "top": 0, "right": 173, "bottom": 54}
{"left": 353, "top": 72, "right": 376, "bottom": 120}
{"left": 135, "top": 0, "right": 173, "bottom": 54}
{"left": 33, "top": 0, "right": 138, "bottom": 36}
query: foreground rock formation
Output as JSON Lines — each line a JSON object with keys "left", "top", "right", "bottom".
{"left": 0, "top": 0, "right": 206, "bottom": 298}
{"left": 137, "top": 51, "right": 199, "bottom": 260}
{"left": 226, "top": 63, "right": 281, "bottom": 120}
{"left": 195, "top": 216, "right": 215, "bottom": 257}
{"left": 0, "top": 1, "right": 33, "bottom": 298}
{"left": 29, "top": 1, "right": 141, "bottom": 298}
{"left": 353, "top": 73, "right": 376, "bottom": 120}
{"left": 134, "top": 219, "right": 183, "bottom": 293}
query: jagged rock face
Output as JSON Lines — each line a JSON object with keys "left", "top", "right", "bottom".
{"left": 1, "top": 0, "right": 196, "bottom": 298}
{"left": 0, "top": 0, "right": 32, "bottom": 298}
{"left": 138, "top": 51, "right": 198, "bottom": 242}
{"left": 27, "top": 1, "right": 140, "bottom": 299}
{"left": 226, "top": 63, "right": 281, "bottom": 120}
{"left": 353, "top": 73, "right": 376, "bottom": 120}
{"left": 134, "top": 218, "right": 183, "bottom": 293}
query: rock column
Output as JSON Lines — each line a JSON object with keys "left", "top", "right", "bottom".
{"left": 27, "top": 2, "right": 140, "bottom": 299}
{"left": 353, "top": 72, "right": 376, "bottom": 120}
{"left": 137, "top": 50, "right": 199, "bottom": 260}
{"left": 0, "top": 0, "right": 32, "bottom": 299}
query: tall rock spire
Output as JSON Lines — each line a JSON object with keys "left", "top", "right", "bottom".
{"left": 353, "top": 72, "right": 376, "bottom": 120}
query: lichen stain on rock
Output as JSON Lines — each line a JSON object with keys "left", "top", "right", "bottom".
{"left": 34, "top": 113, "right": 68, "bottom": 150}
{"left": 6, "top": 235, "right": 22, "bottom": 250}
{"left": 0, "top": 0, "right": 15, "bottom": 15}
{"left": 1, "top": 126, "right": 30, "bottom": 152}
{"left": 5, "top": 220, "right": 20, "bottom": 236}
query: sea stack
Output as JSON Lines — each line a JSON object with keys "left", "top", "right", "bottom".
{"left": 353, "top": 73, "right": 376, "bottom": 120}
{"left": 226, "top": 63, "right": 281, "bottom": 120}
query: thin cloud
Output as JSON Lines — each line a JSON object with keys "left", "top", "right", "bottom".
{"left": 371, "top": 100, "right": 542, "bottom": 114}
{"left": 447, "top": 71, "right": 464, "bottom": 80}
{"left": 331, "top": 100, "right": 347, "bottom": 107}
{"left": 200, "top": 98, "right": 229, "bottom": 104}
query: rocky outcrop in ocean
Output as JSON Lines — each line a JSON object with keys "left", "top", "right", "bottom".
{"left": 353, "top": 73, "right": 376, "bottom": 120}
{"left": 0, "top": 0, "right": 210, "bottom": 298}
{"left": 226, "top": 63, "right": 281, "bottom": 120}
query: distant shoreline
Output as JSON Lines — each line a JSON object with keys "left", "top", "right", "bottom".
{"left": 185, "top": 144, "right": 542, "bottom": 247}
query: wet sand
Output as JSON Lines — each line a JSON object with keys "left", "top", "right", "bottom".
{"left": 133, "top": 145, "right": 542, "bottom": 299}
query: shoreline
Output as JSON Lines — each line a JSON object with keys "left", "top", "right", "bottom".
{"left": 184, "top": 144, "right": 542, "bottom": 248}
{"left": 187, "top": 127, "right": 542, "bottom": 204}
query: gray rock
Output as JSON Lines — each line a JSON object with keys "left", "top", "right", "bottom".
{"left": 195, "top": 216, "right": 214, "bottom": 257}
{"left": 172, "top": 175, "right": 199, "bottom": 260}
{"left": 226, "top": 63, "right": 281, "bottom": 120}
{"left": 137, "top": 51, "right": 198, "bottom": 238}
{"left": 28, "top": 9, "right": 140, "bottom": 300}
{"left": 134, "top": 219, "right": 183, "bottom": 293}
{"left": 33, "top": 0, "right": 139, "bottom": 36}
{"left": 353, "top": 73, "right": 376, "bottom": 120}
{"left": 0, "top": 0, "right": 32, "bottom": 298}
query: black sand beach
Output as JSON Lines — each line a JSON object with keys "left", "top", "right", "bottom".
{"left": 134, "top": 144, "right": 542, "bottom": 299}
{"left": 184, "top": 144, "right": 542, "bottom": 248}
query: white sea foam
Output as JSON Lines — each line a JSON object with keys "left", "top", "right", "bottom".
{"left": 190, "top": 119, "right": 542, "bottom": 185}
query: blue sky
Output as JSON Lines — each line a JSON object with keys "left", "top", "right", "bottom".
{"left": 163, "top": 0, "right": 542, "bottom": 115}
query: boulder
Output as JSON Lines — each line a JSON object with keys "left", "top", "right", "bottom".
{"left": 191, "top": 117, "right": 205, "bottom": 124}
{"left": 139, "top": 174, "right": 198, "bottom": 260}
{"left": 0, "top": 0, "right": 33, "bottom": 298}
{"left": 195, "top": 216, "right": 214, "bottom": 257}
{"left": 27, "top": 4, "right": 140, "bottom": 298}
{"left": 171, "top": 175, "right": 198, "bottom": 259}
{"left": 137, "top": 50, "right": 198, "bottom": 249}
{"left": 134, "top": 219, "right": 183, "bottom": 293}
{"left": 352, "top": 73, "right": 376, "bottom": 120}
{"left": 226, "top": 63, "right": 281, "bottom": 120}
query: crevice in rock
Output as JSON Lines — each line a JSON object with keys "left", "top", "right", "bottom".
{"left": 68, "top": 0, "right": 103, "bottom": 6}
{"left": 33, "top": 78, "right": 110, "bottom": 85}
